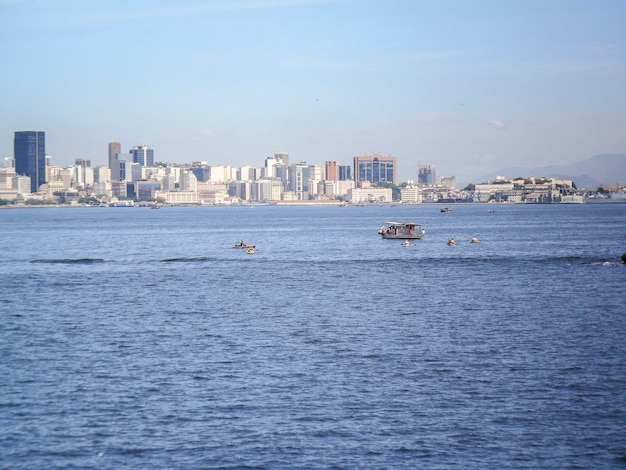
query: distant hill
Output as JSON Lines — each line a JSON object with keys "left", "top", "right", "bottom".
{"left": 473, "top": 154, "right": 626, "bottom": 189}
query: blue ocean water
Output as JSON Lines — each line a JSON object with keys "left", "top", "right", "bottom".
{"left": 1, "top": 204, "right": 625, "bottom": 469}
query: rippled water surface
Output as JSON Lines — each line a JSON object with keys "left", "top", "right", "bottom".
{"left": 1, "top": 204, "right": 625, "bottom": 468}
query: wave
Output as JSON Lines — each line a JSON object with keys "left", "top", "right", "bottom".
{"left": 31, "top": 258, "right": 109, "bottom": 264}
{"left": 160, "top": 256, "right": 215, "bottom": 263}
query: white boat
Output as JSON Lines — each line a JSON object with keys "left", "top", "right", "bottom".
{"left": 378, "top": 222, "right": 425, "bottom": 240}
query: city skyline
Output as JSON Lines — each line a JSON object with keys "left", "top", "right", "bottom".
{"left": 1, "top": 1, "right": 625, "bottom": 186}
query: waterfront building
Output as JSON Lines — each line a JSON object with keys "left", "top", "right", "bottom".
{"left": 400, "top": 184, "right": 422, "bottom": 203}
{"left": 197, "top": 184, "right": 229, "bottom": 204}
{"left": 154, "top": 189, "right": 198, "bottom": 205}
{"left": 14, "top": 130, "right": 46, "bottom": 193}
{"left": 353, "top": 153, "right": 396, "bottom": 186}
{"left": 473, "top": 182, "right": 514, "bottom": 202}
{"left": 0, "top": 167, "right": 16, "bottom": 189}
{"left": 318, "top": 179, "right": 355, "bottom": 198}
{"left": 130, "top": 145, "right": 154, "bottom": 167}
{"left": 347, "top": 186, "right": 393, "bottom": 203}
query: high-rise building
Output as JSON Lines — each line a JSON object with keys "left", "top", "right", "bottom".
{"left": 325, "top": 160, "right": 338, "bottom": 180}
{"left": 74, "top": 158, "right": 93, "bottom": 189}
{"left": 265, "top": 152, "right": 288, "bottom": 178}
{"left": 288, "top": 161, "right": 310, "bottom": 200}
{"left": 353, "top": 153, "right": 396, "bottom": 186}
{"left": 108, "top": 142, "right": 121, "bottom": 170}
{"left": 274, "top": 152, "right": 289, "bottom": 166}
{"left": 131, "top": 145, "right": 154, "bottom": 167}
{"left": 14, "top": 130, "right": 46, "bottom": 193}
{"left": 338, "top": 165, "right": 352, "bottom": 181}
{"left": 418, "top": 164, "right": 436, "bottom": 186}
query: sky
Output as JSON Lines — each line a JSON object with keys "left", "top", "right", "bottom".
{"left": 1, "top": 0, "right": 625, "bottom": 185}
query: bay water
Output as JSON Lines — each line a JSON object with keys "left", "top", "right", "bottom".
{"left": 1, "top": 204, "right": 625, "bottom": 468}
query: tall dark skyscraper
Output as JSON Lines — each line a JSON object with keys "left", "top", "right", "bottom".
{"left": 14, "top": 131, "right": 46, "bottom": 193}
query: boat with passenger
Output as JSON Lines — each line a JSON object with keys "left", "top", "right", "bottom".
{"left": 232, "top": 241, "right": 255, "bottom": 249}
{"left": 378, "top": 222, "right": 425, "bottom": 240}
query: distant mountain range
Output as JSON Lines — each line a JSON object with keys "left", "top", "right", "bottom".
{"left": 473, "top": 154, "right": 626, "bottom": 189}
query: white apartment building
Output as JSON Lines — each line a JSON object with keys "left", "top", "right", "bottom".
{"left": 254, "top": 179, "right": 283, "bottom": 202}
{"left": 347, "top": 187, "right": 392, "bottom": 203}
{"left": 180, "top": 170, "right": 198, "bottom": 191}
{"left": 400, "top": 185, "right": 422, "bottom": 203}
{"left": 154, "top": 190, "right": 198, "bottom": 204}
{"left": 474, "top": 183, "right": 514, "bottom": 202}
{"left": 92, "top": 181, "right": 112, "bottom": 197}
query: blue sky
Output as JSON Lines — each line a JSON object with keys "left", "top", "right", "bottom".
{"left": 1, "top": 0, "right": 625, "bottom": 185}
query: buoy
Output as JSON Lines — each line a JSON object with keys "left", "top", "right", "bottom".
{"left": 447, "top": 239, "right": 456, "bottom": 246}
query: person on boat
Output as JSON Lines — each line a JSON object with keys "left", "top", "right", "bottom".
{"left": 239, "top": 240, "right": 245, "bottom": 247}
